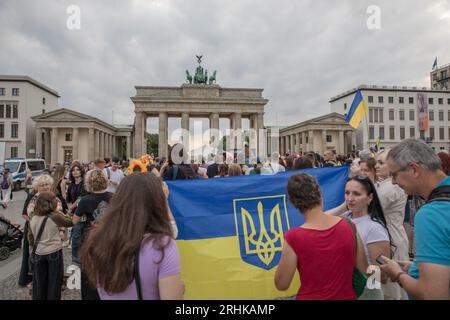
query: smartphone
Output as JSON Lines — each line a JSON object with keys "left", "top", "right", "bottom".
{"left": 376, "top": 254, "right": 388, "bottom": 265}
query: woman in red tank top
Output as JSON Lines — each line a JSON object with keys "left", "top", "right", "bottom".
{"left": 275, "top": 173, "right": 368, "bottom": 300}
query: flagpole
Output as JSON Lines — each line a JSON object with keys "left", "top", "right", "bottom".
{"left": 364, "top": 108, "right": 370, "bottom": 150}
{"left": 360, "top": 90, "right": 370, "bottom": 150}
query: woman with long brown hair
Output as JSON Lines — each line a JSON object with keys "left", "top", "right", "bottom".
{"left": 51, "top": 165, "right": 68, "bottom": 213}
{"left": 80, "top": 172, "right": 183, "bottom": 300}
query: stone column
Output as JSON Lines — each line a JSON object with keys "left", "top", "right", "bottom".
{"left": 94, "top": 130, "right": 100, "bottom": 160}
{"left": 351, "top": 131, "right": 357, "bottom": 152}
{"left": 232, "top": 112, "right": 243, "bottom": 153}
{"left": 143, "top": 116, "right": 148, "bottom": 155}
{"left": 296, "top": 133, "right": 301, "bottom": 154}
{"left": 158, "top": 112, "right": 168, "bottom": 158}
{"left": 103, "top": 132, "right": 107, "bottom": 159}
{"left": 112, "top": 136, "right": 116, "bottom": 158}
{"left": 108, "top": 134, "right": 112, "bottom": 158}
{"left": 322, "top": 129, "right": 327, "bottom": 154}
{"left": 287, "top": 135, "right": 291, "bottom": 154}
{"left": 134, "top": 112, "right": 144, "bottom": 158}
{"left": 291, "top": 134, "right": 296, "bottom": 154}
{"left": 279, "top": 137, "right": 283, "bottom": 155}
{"left": 301, "top": 132, "right": 306, "bottom": 153}
{"left": 257, "top": 113, "right": 265, "bottom": 158}
{"left": 51, "top": 128, "right": 58, "bottom": 165}
{"left": 36, "top": 128, "right": 43, "bottom": 159}
{"left": 98, "top": 131, "right": 103, "bottom": 159}
{"left": 209, "top": 113, "right": 220, "bottom": 147}
{"left": 181, "top": 112, "right": 190, "bottom": 153}
{"left": 126, "top": 136, "right": 131, "bottom": 160}
{"left": 249, "top": 114, "right": 258, "bottom": 155}
{"left": 72, "top": 127, "right": 79, "bottom": 161}
{"left": 44, "top": 129, "right": 51, "bottom": 164}
{"left": 308, "top": 130, "right": 314, "bottom": 152}
{"left": 88, "top": 128, "right": 95, "bottom": 161}
{"left": 104, "top": 134, "right": 108, "bottom": 158}
{"left": 339, "top": 131, "right": 345, "bottom": 155}
{"left": 232, "top": 112, "right": 242, "bottom": 130}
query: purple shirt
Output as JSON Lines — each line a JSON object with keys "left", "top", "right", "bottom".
{"left": 98, "top": 235, "right": 180, "bottom": 300}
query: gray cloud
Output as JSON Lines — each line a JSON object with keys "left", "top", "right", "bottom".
{"left": 1, "top": 0, "right": 449, "bottom": 130}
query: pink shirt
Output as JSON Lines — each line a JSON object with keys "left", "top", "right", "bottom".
{"left": 98, "top": 236, "right": 180, "bottom": 300}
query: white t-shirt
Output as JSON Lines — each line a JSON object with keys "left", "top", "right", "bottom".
{"left": 343, "top": 212, "right": 389, "bottom": 265}
{"left": 106, "top": 168, "right": 124, "bottom": 193}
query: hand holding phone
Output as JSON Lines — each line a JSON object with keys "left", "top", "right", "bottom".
{"left": 376, "top": 254, "right": 389, "bottom": 265}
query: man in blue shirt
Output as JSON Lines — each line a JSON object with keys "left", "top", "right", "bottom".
{"left": 380, "top": 139, "right": 449, "bottom": 300}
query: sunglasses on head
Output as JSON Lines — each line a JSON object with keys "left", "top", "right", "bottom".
{"left": 348, "top": 174, "right": 371, "bottom": 181}
{"left": 347, "top": 174, "right": 374, "bottom": 191}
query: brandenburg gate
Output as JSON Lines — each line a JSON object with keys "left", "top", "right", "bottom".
{"left": 131, "top": 56, "right": 268, "bottom": 158}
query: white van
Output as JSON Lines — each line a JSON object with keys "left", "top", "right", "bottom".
{"left": 3, "top": 158, "right": 46, "bottom": 191}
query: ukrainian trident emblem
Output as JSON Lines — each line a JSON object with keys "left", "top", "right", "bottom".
{"left": 233, "top": 195, "right": 290, "bottom": 270}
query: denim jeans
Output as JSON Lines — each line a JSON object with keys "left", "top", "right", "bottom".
{"left": 71, "top": 223, "right": 83, "bottom": 266}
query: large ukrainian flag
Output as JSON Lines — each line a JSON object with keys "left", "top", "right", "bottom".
{"left": 345, "top": 90, "right": 368, "bottom": 129}
{"left": 167, "top": 166, "right": 349, "bottom": 299}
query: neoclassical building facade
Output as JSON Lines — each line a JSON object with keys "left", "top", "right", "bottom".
{"left": 276, "top": 113, "right": 356, "bottom": 155}
{"left": 32, "top": 108, "right": 133, "bottom": 164}
{"left": 131, "top": 84, "right": 268, "bottom": 158}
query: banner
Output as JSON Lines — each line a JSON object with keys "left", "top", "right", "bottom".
{"left": 167, "top": 166, "right": 349, "bottom": 299}
{"left": 417, "top": 92, "right": 429, "bottom": 132}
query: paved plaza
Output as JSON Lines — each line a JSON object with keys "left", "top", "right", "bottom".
{"left": 0, "top": 191, "right": 80, "bottom": 300}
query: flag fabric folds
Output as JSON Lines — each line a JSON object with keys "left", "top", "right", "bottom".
{"left": 167, "top": 166, "right": 350, "bottom": 299}
{"left": 432, "top": 57, "right": 438, "bottom": 70}
{"left": 345, "top": 90, "right": 368, "bottom": 129}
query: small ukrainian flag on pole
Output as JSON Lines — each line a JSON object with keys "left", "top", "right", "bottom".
{"left": 375, "top": 136, "right": 381, "bottom": 151}
{"left": 345, "top": 90, "right": 368, "bottom": 129}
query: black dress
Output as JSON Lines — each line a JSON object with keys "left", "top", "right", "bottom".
{"left": 18, "top": 192, "right": 35, "bottom": 287}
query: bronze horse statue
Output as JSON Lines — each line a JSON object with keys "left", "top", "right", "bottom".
{"left": 208, "top": 70, "right": 217, "bottom": 84}
{"left": 194, "top": 65, "right": 207, "bottom": 84}
{"left": 186, "top": 70, "right": 193, "bottom": 84}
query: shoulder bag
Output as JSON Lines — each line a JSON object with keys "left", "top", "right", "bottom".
{"left": 344, "top": 217, "right": 368, "bottom": 298}
{"left": 29, "top": 216, "right": 49, "bottom": 274}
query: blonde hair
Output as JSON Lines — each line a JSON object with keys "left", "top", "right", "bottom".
{"left": 32, "top": 174, "right": 54, "bottom": 192}
{"left": 228, "top": 164, "right": 242, "bottom": 176}
{"left": 84, "top": 169, "right": 108, "bottom": 193}
{"left": 376, "top": 148, "right": 391, "bottom": 161}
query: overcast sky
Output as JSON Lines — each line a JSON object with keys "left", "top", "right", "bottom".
{"left": 1, "top": 0, "right": 449, "bottom": 140}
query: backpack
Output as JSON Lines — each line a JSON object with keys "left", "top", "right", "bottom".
{"left": 90, "top": 200, "right": 109, "bottom": 225}
{"left": 1, "top": 177, "right": 9, "bottom": 190}
{"left": 425, "top": 185, "right": 450, "bottom": 204}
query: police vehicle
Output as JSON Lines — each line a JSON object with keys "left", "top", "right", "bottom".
{"left": 2, "top": 158, "right": 46, "bottom": 191}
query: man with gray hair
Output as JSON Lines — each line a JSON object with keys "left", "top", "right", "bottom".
{"left": 379, "top": 139, "right": 450, "bottom": 300}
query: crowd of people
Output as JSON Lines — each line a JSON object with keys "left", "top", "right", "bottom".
{"left": 11, "top": 139, "right": 450, "bottom": 300}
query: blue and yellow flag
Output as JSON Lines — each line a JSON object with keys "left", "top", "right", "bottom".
{"left": 167, "top": 166, "right": 349, "bottom": 299}
{"left": 345, "top": 90, "right": 368, "bottom": 129}
{"left": 375, "top": 136, "right": 381, "bottom": 151}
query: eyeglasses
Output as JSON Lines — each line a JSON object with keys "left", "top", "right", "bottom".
{"left": 390, "top": 166, "right": 409, "bottom": 179}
